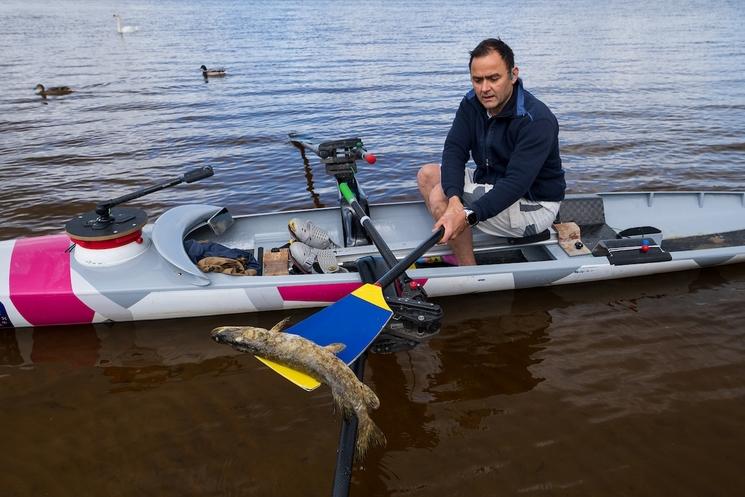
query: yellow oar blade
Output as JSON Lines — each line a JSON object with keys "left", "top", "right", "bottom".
{"left": 255, "top": 356, "right": 321, "bottom": 391}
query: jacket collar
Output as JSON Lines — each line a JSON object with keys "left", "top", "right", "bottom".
{"left": 492, "top": 78, "right": 525, "bottom": 118}
{"left": 468, "top": 78, "right": 526, "bottom": 119}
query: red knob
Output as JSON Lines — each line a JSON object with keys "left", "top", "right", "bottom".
{"left": 640, "top": 244, "right": 649, "bottom": 253}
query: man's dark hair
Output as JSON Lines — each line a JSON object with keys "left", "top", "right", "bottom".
{"left": 469, "top": 38, "right": 515, "bottom": 71}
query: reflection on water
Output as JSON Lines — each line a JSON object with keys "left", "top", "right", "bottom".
{"left": 291, "top": 140, "right": 325, "bottom": 209}
{"left": 353, "top": 267, "right": 745, "bottom": 496}
{"left": 1, "top": 268, "right": 745, "bottom": 495}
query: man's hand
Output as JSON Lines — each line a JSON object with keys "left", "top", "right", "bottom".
{"left": 434, "top": 196, "right": 468, "bottom": 243}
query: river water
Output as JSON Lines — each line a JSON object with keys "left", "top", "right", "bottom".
{"left": 1, "top": 0, "right": 745, "bottom": 495}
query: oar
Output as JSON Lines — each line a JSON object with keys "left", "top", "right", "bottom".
{"left": 328, "top": 228, "right": 442, "bottom": 497}
{"left": 255, "top": 226, "right": 445, "bottom": 390}
{"left": 329, "top": 229, "right": 447, "bottom": 497}
{"left": 254, "top": 228, "right": 443, "bottom": 497}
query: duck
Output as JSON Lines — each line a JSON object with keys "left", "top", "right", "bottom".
{"left": 200, "top": 65, "right": 227, "bottom": 77}
{"left": 34, "top": 84, "right": 73, "bottom": 97}
{"left": 113, "top": 14, "right": 139, "bottom": 34}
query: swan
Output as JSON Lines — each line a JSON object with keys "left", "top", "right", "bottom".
{"left": 200, "top": 65, "right": 227, "bottom": 77}
{"left": 113, "top": 14, "right": 139, "bottom": 34}
{"left": 34, "top": 84, "right": 73, "bottom": 97}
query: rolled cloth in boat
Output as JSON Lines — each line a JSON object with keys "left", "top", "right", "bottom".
{"left": 196, "top": 256, "right": 258, "bottom": 276}
{"left": 184, "top": 239, "right": 260, "bottom": 271}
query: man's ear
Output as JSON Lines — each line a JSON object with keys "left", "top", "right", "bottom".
{"left": 511, "top": 66, "right": 519, "bottom": 81}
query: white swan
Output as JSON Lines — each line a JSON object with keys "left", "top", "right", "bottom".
{"left": 113, "top": 14, "right": 139, "bottom": 34}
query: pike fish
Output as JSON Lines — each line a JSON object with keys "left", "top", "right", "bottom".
{"left": 211, "top": 318, "right": 386, "bottom": 462}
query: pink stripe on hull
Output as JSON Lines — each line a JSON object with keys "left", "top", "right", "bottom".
{"left": 277, "top": 278, "right": 429, "bottom": 303}
{"left": 9, "top": 235, "right": 95, "bottom": 326}
{"left": 278, "top": 282, "right": 363, "bottom": 303}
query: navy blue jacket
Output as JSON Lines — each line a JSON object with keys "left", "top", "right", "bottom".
{"left": 441, "top": 79, "right": 565, "bottom": 222}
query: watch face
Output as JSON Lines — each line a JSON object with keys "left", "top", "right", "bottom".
{"left": 466, "top": 210, "right": 478, "bottom": 226}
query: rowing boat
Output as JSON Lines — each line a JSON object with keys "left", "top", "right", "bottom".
{"left": 2, "top": 139, "right": 745, "bottom": 329}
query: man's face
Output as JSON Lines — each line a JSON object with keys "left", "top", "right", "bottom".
{"left": 470, "top": 51, "right": 518, "bottom": 114}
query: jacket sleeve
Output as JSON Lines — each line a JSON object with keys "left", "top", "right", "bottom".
{"left": 440, "top": 98, "right": 473, "bottom": 199}
{"left": 471, "top": 117, "right": 556, "bottom": 221}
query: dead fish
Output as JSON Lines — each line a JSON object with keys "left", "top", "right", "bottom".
{"left": 211, "top": 318, "right": 386, "bottom": 462}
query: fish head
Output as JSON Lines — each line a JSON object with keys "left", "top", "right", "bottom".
{"left": 211, "top": 325, "right": 270, "bottom": 352}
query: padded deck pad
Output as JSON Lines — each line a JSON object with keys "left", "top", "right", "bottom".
{"left": 557, "top": 197, "right": 606, "bottom": 225}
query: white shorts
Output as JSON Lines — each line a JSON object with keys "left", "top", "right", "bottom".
{"left": 461, "top": 168, "right": 560, "bottom": 238}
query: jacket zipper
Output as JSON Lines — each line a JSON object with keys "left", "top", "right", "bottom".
{"left": 483, "top": 117, "right": 492, "bottom": 170}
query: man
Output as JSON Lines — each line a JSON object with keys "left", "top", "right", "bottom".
{"left": 417, "top": 38, "right": 565, "bottom": 265}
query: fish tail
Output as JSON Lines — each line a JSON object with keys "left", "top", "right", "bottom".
{"left": 361, "top": 383, "right": 381, "bottom": 410}
{"left": 353, "top": 411, "right": 386, "bottom": 464}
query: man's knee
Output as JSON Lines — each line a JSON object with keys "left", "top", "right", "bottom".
{"left": 417, "top": 163, "right": 441, "bottom": 190}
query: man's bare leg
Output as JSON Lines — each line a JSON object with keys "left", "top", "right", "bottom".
{"left": 416, "top": 164, "right": 476, "bottom": 265}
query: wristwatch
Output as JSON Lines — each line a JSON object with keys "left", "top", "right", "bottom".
{"left": 464, "top": 208, "right": 478, "bottom": 227}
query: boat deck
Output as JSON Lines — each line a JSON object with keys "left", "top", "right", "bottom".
{"left": 182, "top": 191, "right": 745, "bottom": 276}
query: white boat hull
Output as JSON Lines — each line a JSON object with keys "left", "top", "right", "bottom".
{"left": 2, "top": 191, "right": 745, "bottom": 328}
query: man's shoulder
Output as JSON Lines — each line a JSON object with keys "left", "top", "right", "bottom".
{"left": 457, "top": 89, "right": 482, "bottom": 116}
{"left": 520, "top": 85, "right": 556, "bottom": 122}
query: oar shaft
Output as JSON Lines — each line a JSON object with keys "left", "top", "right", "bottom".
{"left": 330, "top": 355, "right": 365, "bottom": 497}
{"left": 339, "top": 183, "right": 398, "bottom": 269}
{"left": 377, "top": 227, "right": 444, "bottom": 289}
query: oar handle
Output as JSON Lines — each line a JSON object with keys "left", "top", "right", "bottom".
{"left": 377, "top": 226, "right": 444, "bottom": 289}
{"left": 182, "top": 166, "right": 214, "bottom": 183}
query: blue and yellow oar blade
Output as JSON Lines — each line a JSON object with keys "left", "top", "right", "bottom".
{"left": 255, "top": 356, "right": 322, "bottom": 391}
{"left": 255, "top": 283, "right": 392, "bottom": 391}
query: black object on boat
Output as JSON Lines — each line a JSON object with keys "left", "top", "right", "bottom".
{"left": 65, "top": 166, "right": 214, "bottom": 240}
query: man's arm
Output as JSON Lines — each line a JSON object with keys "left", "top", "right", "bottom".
{"left": 470, "top": 118, "right": 556, "bottom": 222}
{"left": 440, "top": 98, "right": 473, "bottom": 201}
{"left": 434, "top": 98, "right": 474, "bottom": 243}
